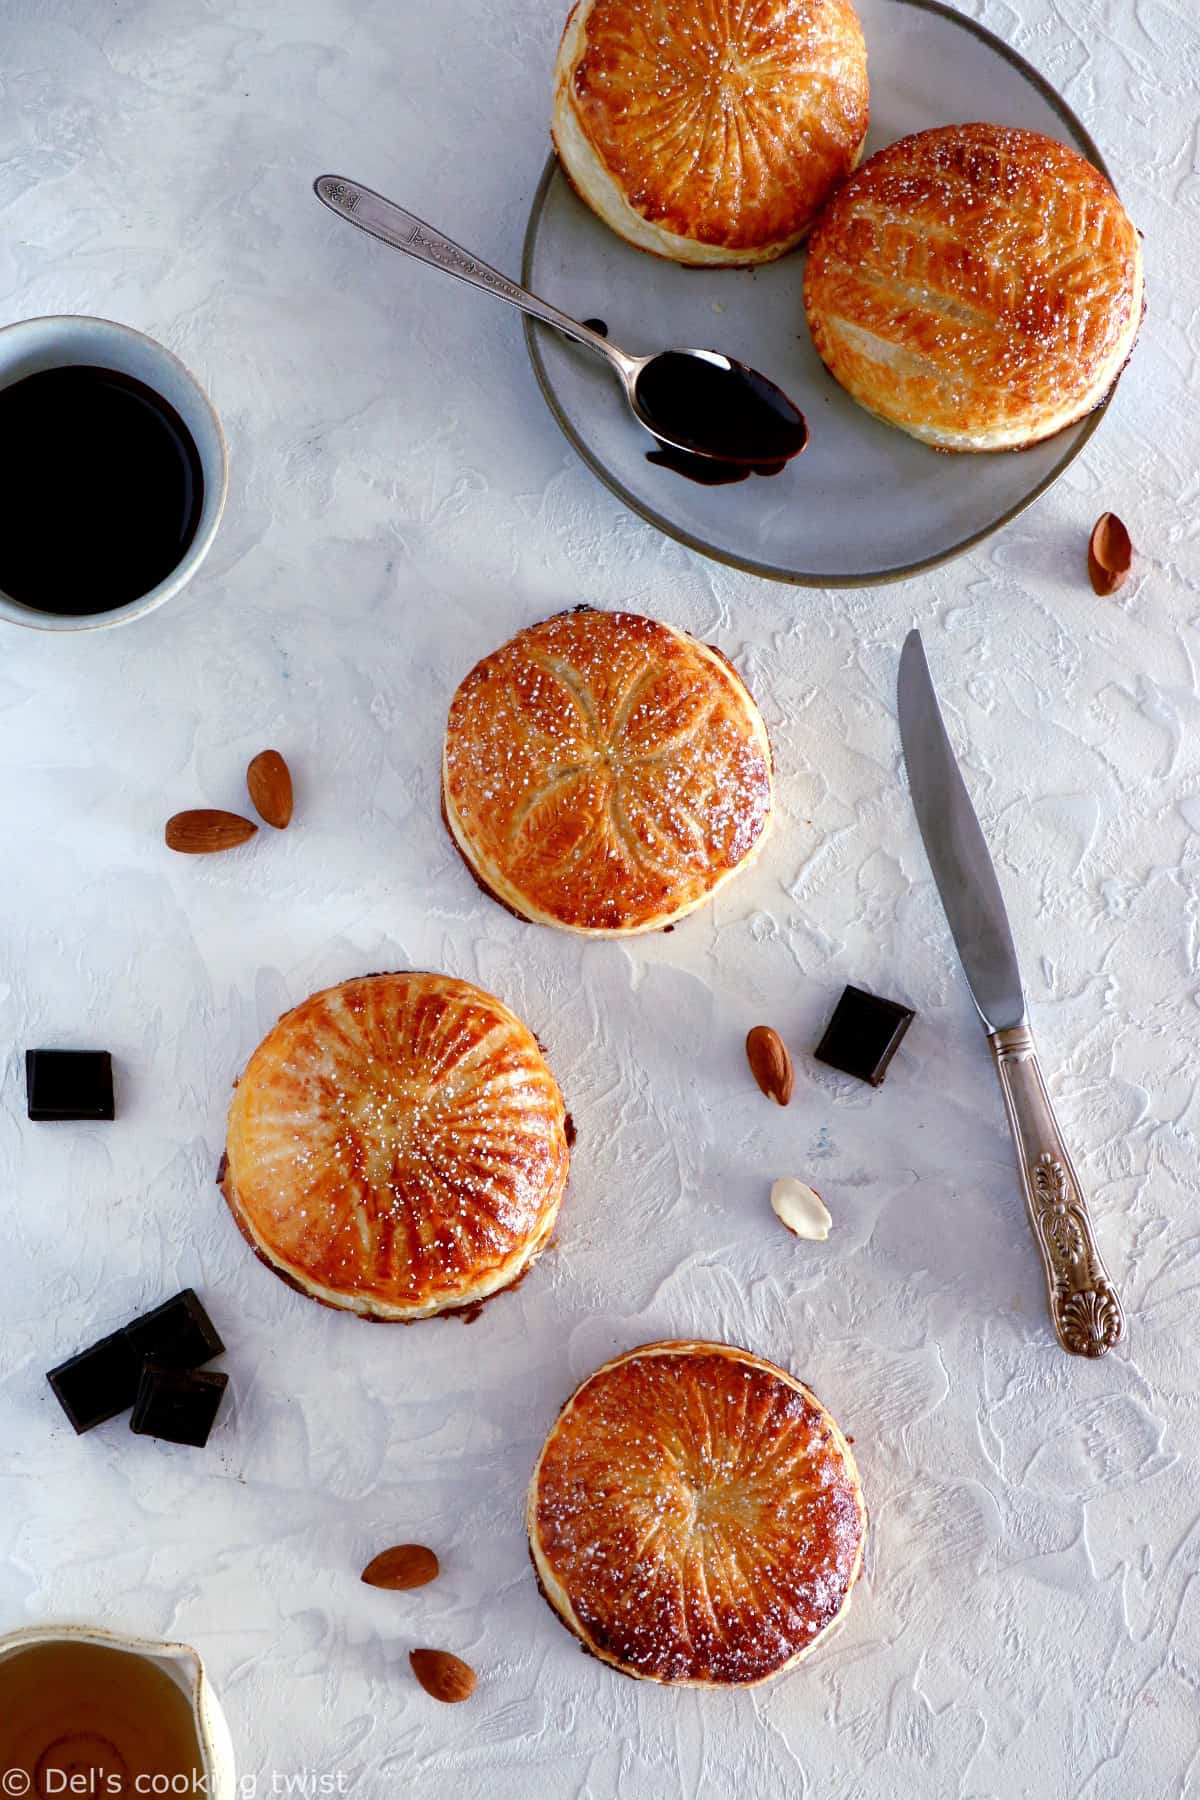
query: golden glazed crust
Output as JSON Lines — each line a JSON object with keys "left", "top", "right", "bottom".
{"left": 551, "top": 0, "right": 869, "bottom": 266}
{"left": 528, "top": 1341, "right": 866, "bottom": 1685}
{"left": 803, "top": 123, "right": 1144, "bottom": 451}
{"left": 221, "top": 973, "right": 570, "bottom": 1320}
{"left": 441, "top": 609, "right": 774, "bottom": 935}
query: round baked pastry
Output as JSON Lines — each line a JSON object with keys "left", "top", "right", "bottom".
{"left": 552, "top": 0, "right": 869, "bottom": 266}
{"left": 528, "top": 1340, "right": 866, "bottom": 1686}
{"left": 803, "top": 123, "right": 1143, "bottom": 451}
{"left": 220, "top": 973, "right": 570, "bottom": 1320}
{"left": 442, "top": 609, "right": 773, "bottom": 935}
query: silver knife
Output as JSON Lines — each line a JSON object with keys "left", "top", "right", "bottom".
{"left": 897, "top": 629, "right": 1123, "bottom": 1359}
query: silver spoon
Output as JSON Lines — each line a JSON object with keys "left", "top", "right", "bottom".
{"left": 313, "top": 174, "right": 808, "bottom": 469}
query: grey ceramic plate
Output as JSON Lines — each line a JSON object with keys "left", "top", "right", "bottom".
{"left": 522, "top": 0, "right": 1119, "bottom": 587}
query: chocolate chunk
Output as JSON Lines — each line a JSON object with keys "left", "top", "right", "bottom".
{"left": 47, "top": 1331, "right": 141, "bottom": 1433}
{"left": 124, "top": 1289, "right": 224, "bottom": 1371}
{"left": 130, "top": 1363, "right": 228, "bottom": 1448}
{"left": 26, "top": 1049, "right": 114, "bottom": 1121}
{"left": 814, "top": 985, "right": 915, "bottom": 1087}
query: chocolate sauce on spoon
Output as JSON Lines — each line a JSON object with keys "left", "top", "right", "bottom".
{"left": 583, "top": 331, "right": 805, "bottom": 483}
{"left": 310, "top": 178, "right": 809, "bottom": 487}
{"left": 634, "top": 351, "right": 808, "bottom": 469}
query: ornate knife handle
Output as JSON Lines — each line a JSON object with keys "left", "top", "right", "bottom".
{"left": 990, "top": 1025, "right": 1124, "bottom": 1358}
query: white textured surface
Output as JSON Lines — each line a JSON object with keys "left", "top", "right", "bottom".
{"left": 0, "top": 0, "right": 1197, "bottom": 1795}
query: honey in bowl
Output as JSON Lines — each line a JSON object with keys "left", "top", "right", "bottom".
{"left": 0, "top": 1640, "right": 204, "bottom": 1796}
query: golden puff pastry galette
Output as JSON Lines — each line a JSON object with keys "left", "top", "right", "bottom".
{"left": 803, "top": 123, "right": 1143, "bottom": 451}
{"left": 552, "top": 0, "right": 869, "bottom": 265}
{"left": 528, "top": 1340, "right": 867, "bottom": 1685}
{"left": 221, "top": 973, "right": 570, "bottom": 1320}
{"left": 442, "top": 608, "right": 773, "bottom": 935}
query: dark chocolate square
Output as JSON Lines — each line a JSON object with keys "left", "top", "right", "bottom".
{"left": 814, "top": 985, "right": 915, "bottom": 1087}
{"left": 47, "top": 1330, "right": 142, "bottom": 1433}
{"left": 130, "top": 1363, "right": 228, "bottom": 1448}
{"left": 123, "top": 1289, "right": 224, "bottom": 1371}
{"left": 26, "top": 1049, "right": 114, "bottom": 1121}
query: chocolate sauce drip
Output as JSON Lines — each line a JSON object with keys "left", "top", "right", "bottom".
{"left": 646, "top": 447, "right": 788, "bottom": 486}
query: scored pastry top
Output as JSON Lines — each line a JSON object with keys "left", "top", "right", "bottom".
{"left": 442, "top": 609, "right": 773, "bottom": 934}
{"left": 528, "top": 1340, "right": 866, "bottom": 1685}
{"left": 552, "top": 0, "right": 870, "bottom": 264}
{"left": 221, "top": 973, "right": 570, "bottom": 1320}
{"left": 803, "top": 123, "right": 1144, "bottom": 451}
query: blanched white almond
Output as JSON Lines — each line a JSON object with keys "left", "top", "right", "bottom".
{"left": 770, "top": 1178, "right": 832, "bottom": 1241}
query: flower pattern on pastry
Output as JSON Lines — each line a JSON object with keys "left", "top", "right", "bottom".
{"left": 442, "top": 610, "right": 773, "bottom": 934}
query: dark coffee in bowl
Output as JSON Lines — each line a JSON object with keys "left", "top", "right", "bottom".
{"left": 0, "top": 364, "right": 204, "bottom": 615}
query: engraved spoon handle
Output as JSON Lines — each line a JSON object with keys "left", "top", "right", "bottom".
{"left": 312, "top": 174, "right": 632, "bottom": 373}
{"left": 990, "top": 1024, "right": 1124, "bottom": 1358}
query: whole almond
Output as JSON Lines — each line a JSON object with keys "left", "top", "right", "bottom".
{"left": 1088, "top": 512, "right": 1133, "bottom": 596}
{"left": 247, "top": 749, "right": 294, "bottom": 829}
{"left": 361, "top": 1544, "right": 439, "bottom": 1590}
{"left": 746, "top": 1025, "right": 794, "bottom": 1106}
{"left": 165, "top": 809, "right": 258, "bottom": 854}
{"left": 409, "top": 1648, "right": 476, "bottom": 1704}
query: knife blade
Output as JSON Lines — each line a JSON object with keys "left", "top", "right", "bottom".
{"left": 896, "top": 629, "right": 1124, "bottom": 1359}
{"left": 897, "top": 629, "right": 1025, "bottom": 1031}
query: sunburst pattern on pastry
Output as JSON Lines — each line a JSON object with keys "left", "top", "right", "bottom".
{"left": 552, "top": 0, "right": 869, "bottom": 265}
{"left": 528, "top": 1340, "right": 866, "bottom": 1685}
{"left": 442, "top": 609, "right": 773, "bottom": 935}
{"left": 803, "top": 123, "right": 1143, "bottom": 450}
{"left": 221, "top": 973, "right": 570, "bottom": 1320}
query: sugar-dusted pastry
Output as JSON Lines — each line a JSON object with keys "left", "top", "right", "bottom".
{"left": 528, "top": 1340, "right": 866, "bottom": 1685}
{"left": 442, "top": 608, "right": 773, "bottom": 935}
{"left": 803, "top": 123, "right": 1143, "bottom": 451}
{"left": 220, "top": 973, "right": 570, "bottom": 1320}
{"left": 552, "top": 0, "right": 869, "bottom": 266}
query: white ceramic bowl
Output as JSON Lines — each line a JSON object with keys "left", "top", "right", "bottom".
{"left": 0, "top": 316, "right": 227, "bottom": 631}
